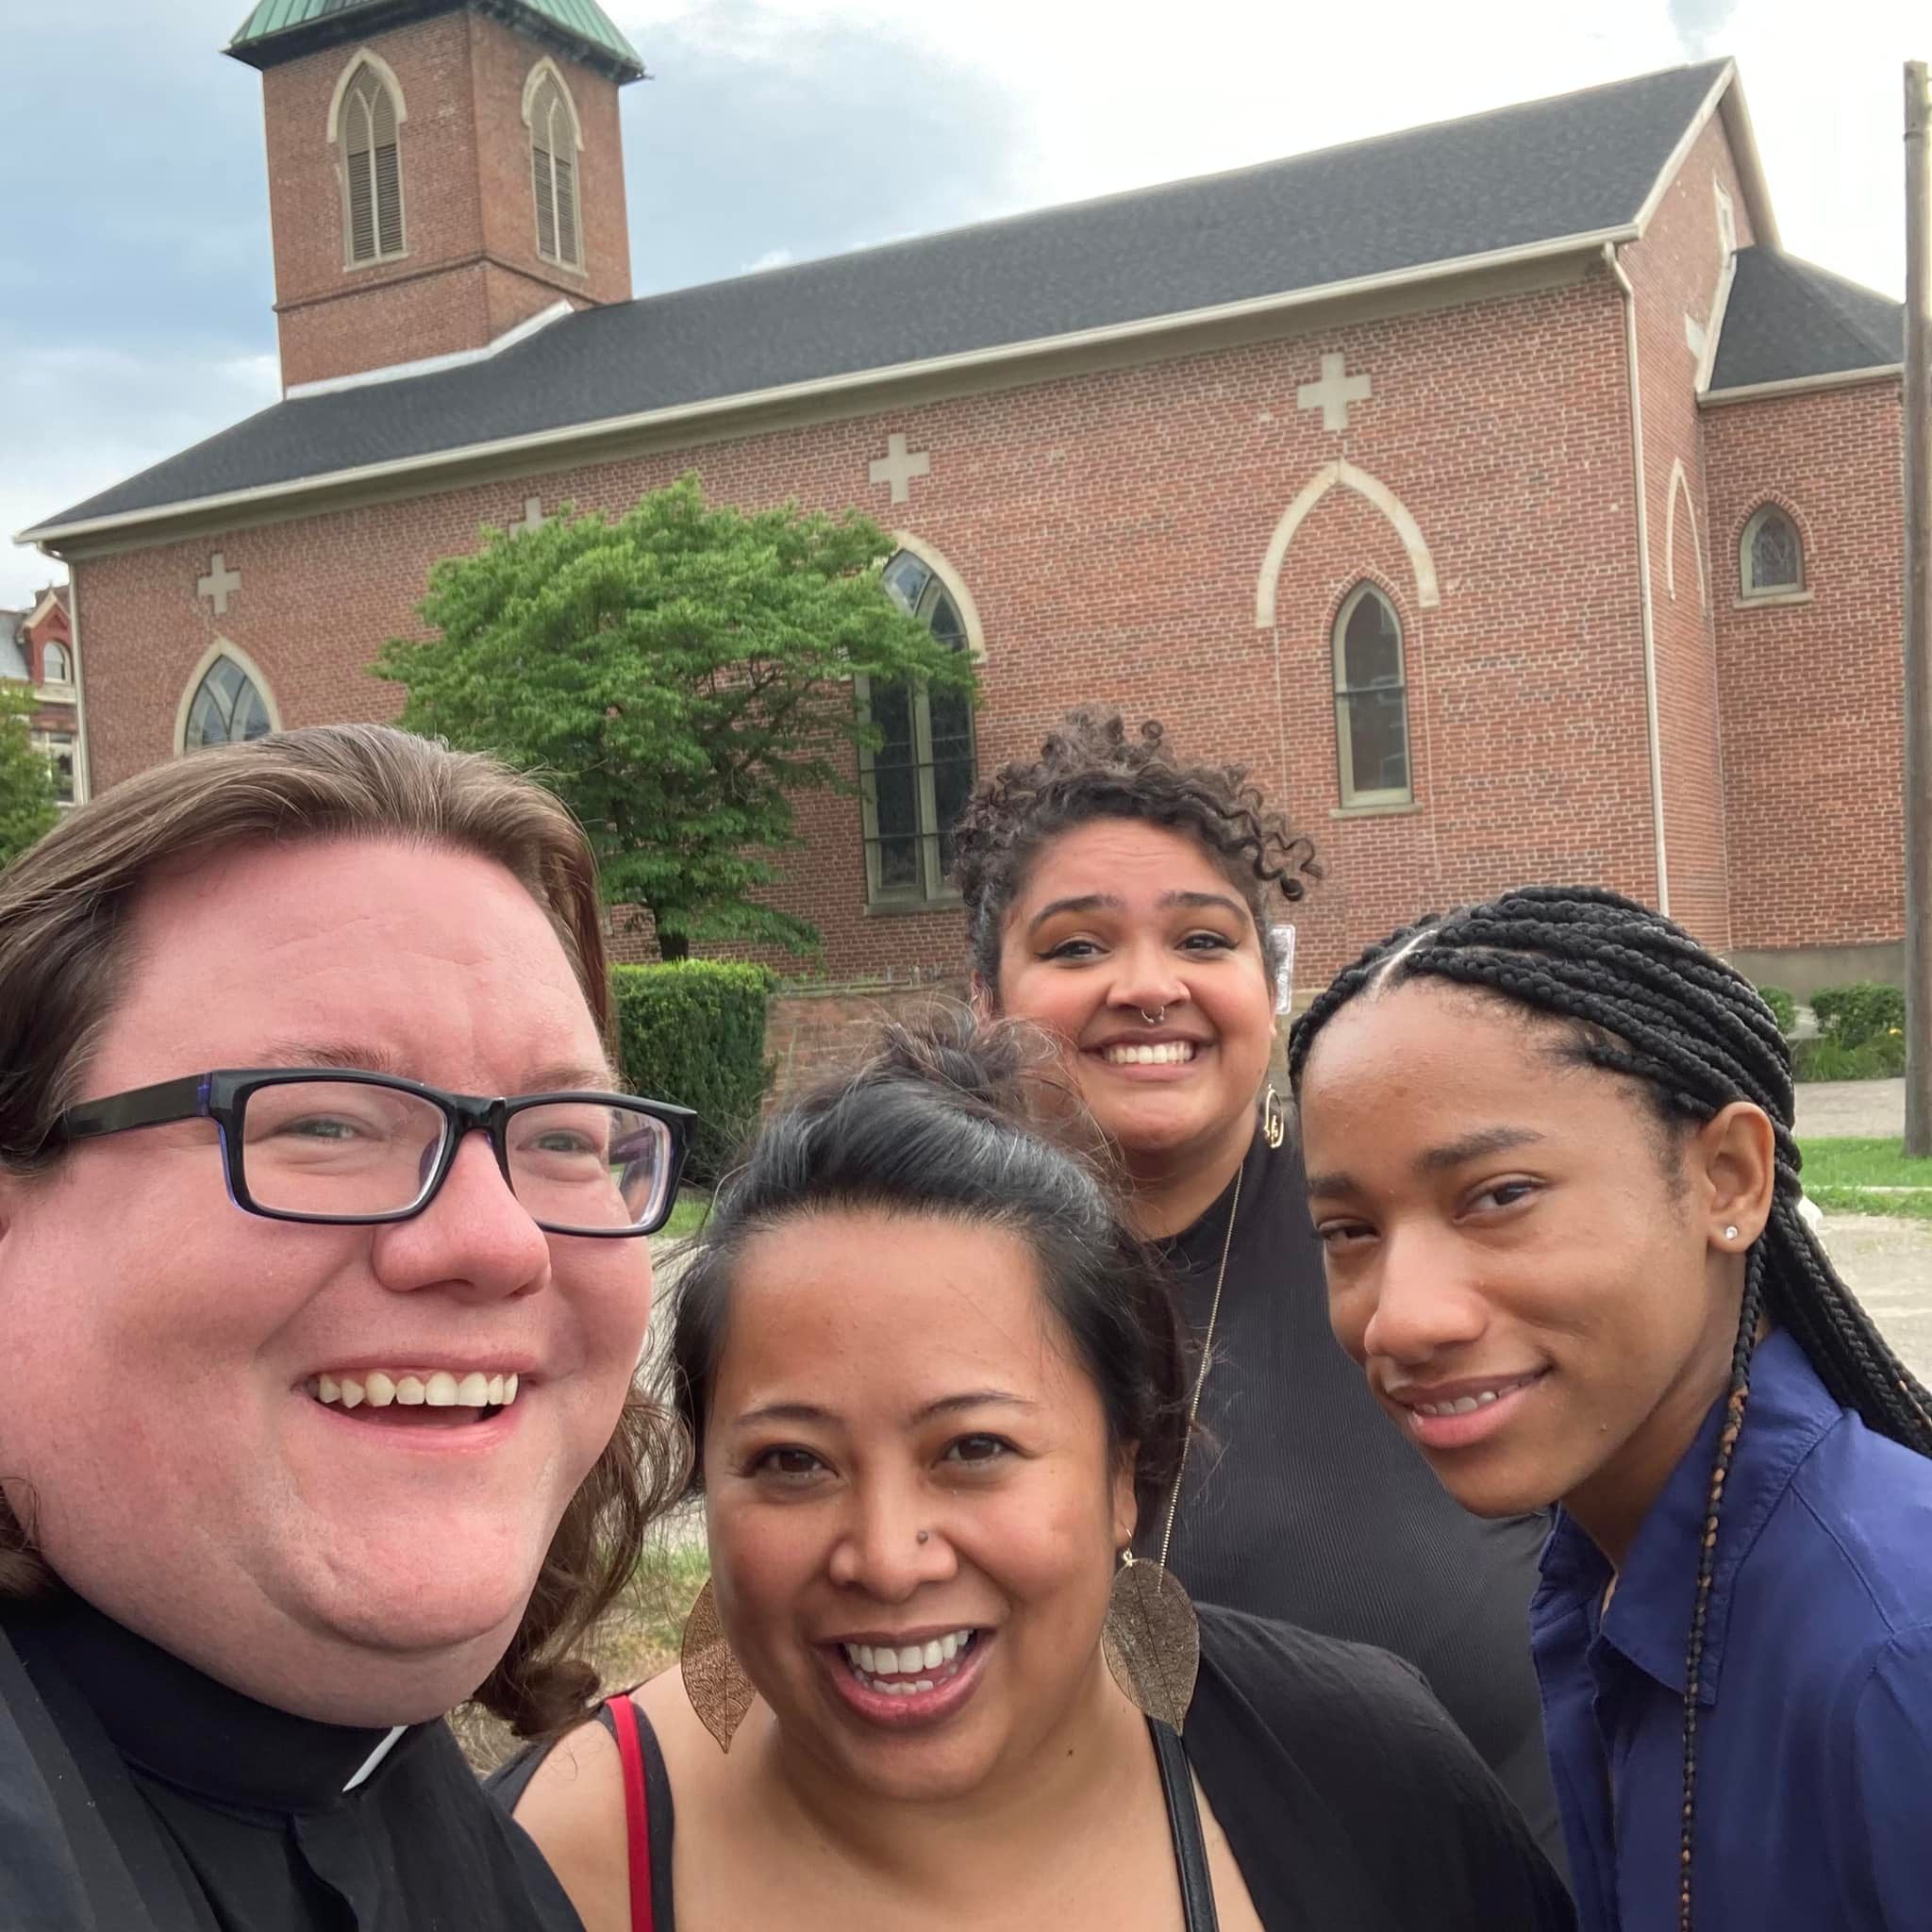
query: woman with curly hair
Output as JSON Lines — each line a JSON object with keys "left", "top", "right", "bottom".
{"left": 952, "top": 711, "right": 1563, "bottom": 1867}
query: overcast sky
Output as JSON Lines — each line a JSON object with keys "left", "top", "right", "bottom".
{"left": 4, "top": 0, "right": 1924, "bottom": 604}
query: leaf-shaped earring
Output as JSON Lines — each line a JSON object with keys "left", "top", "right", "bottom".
{"left": 1101, "top": 1551, "right": 1200, "bottom": 1733}
{"left": 679, "top": 1575, "right": 757, "bottom": 1753}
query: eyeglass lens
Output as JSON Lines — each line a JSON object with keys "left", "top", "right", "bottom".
{"left": 237, "top": 1081, "right": 673, "bottom": 1232}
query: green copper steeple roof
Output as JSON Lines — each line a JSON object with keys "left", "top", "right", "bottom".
{"left": 227, "top": 1, "right": 644, "bottom": 82}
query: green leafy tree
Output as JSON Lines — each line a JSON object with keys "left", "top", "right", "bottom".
{"left": 377, "top": 475, "right": 974, "bottom": 957}
{"left": 0, "top": 687, "right": 61, "bottom": 868}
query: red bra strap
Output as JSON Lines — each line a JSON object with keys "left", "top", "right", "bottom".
{"left": 605, "top": 1694, "right": 655, "bottom": 1932}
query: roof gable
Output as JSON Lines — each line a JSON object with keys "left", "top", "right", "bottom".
{"left": 28, "top": 58, "right": 1734, "bottom": 541}
{"left": 1707, "top": 247, "right": 1902, "bottom": 394}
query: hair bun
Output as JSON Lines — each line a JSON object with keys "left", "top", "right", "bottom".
{"left": 857, "top": 1005, "right": 1109, "bottom": 1166}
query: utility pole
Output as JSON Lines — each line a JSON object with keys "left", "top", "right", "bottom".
{"left": 1905, "top": 62, "right": 1932, "bottom": 1155}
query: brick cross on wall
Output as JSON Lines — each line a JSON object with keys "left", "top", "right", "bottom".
{"left": 1297, "top": 354, "right": 1372, "bottom": 433}
{"left": 197, "top": 553, "right": 242, "bottom": 617}
{"left": 868, "top": 433, "right": 931, "bottom": 505}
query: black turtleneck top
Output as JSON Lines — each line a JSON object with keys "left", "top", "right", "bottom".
{"left": 1140, "top": 1124, "right": 1566, "bottom": 1873}
{"left": 0, "top": 1591, "right": 581, "bottom": 1932}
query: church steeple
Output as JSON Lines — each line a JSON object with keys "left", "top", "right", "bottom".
{"left": 225, "top": 1, "right": 643, "bottom": 392}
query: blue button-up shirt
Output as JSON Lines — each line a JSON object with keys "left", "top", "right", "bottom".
{"left": 1530, "top": 1328, "right": 1932, "bottom": 1930}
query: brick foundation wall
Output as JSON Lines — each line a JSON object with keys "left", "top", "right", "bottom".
{"left": 763, "top": 979, "right": 969, "bottom": 1105}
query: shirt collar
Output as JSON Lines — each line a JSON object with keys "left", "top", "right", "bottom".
{"left": 14, "top": 1589, "right": 434, "bottom": 1812}
{"left": 1537, "top": 1327, "right": 1842, "bottom": 1705}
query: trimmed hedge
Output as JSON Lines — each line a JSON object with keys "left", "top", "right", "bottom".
{"left": 611, "top": 961, "right": 776, "bottom": 1183}
{"left": 1755, "top": 985, "right": 1797, "bottom": 1036}
{"left": 1810, "top": 982, "right": 1906, "bottom": 1050}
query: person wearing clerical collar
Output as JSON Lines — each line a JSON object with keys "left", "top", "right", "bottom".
{"left": 0, "top": 724, "right": 691, "bottom": 1932}
{"left": 1291, "top": 886, "right": 1932, "bottom": 1932}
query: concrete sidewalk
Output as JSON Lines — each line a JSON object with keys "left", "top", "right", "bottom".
{"left": 1793, "top": 1077, "right": 1905, "bottom": 1141}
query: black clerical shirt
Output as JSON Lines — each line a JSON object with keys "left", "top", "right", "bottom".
{"left": 0, "top": 1591, "right": 582, "bottom": 1932}
{"left": 1142, "top": 1124, "right": 1567, "bottom": 1873}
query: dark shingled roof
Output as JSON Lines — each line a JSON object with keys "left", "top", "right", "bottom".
{"left": 28, "top": 58, "right": 1731, "bottom": 537}
{"left": 1707, "top": 246, "right": 1903, "bottom": 393}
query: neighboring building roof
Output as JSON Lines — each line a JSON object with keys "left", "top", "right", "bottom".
{"left": 1707, "top": 246, "right": 1903, "bottom": 395}
{"left": 26, "top": 58, "right": 1745, "bottom": 542}
{"left": 227, "top": 0, "right": 644, "bottom": 82}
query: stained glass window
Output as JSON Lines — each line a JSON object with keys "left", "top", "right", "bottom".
{"left": 1741, "top": 507, "right": 1803, "bottom": 597}
{"left": 184, "top": 657, "right": 274, "bottom": 751}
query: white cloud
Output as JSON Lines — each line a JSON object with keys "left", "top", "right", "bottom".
{"left": 743, "top": 245, "right": 796, "bottom": 271}
{"left": 3, "top": 347, "right": 281, "bottom": 606}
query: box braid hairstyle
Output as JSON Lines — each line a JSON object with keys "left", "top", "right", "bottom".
{"left": 951, "top": 708, "right": 1321, "bottom": 996}
{"left": 1286, "top": 884, "right": 1932, "bottom": 1931}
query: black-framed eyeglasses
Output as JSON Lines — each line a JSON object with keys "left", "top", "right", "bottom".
{"left": 45, "top": 1070, "right": 696, "bottom": 1238}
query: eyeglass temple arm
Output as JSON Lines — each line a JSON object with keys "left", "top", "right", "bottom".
{"left": 55, "top": 1074, "right": 211, "bottom": 1143}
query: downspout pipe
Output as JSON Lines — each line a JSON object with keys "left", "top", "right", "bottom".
{"left": 1604, "top": 242, "right": 1670, "bottom": 915}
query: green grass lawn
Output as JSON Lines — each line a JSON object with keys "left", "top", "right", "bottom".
{"left": 1798, "top": 1138, "right": 1932, "bottom": 1221}
{"left": 660, "top": 1189, "right": 712, "bottom": 1240}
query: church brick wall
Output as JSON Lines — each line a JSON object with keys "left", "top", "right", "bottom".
{"left": 1622, "top": 107, "right": 1755, "bottom": 951}
{"left": 262, "top": 12, "right": 625, "bottom": 390}
{"left": 1702, "top": 379, "right": 1906, "bottom": 953}
{"left": 75, "top": 267, "right": 1674, "bottom": 1005}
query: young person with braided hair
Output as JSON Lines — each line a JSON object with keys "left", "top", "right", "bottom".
{"left": 1289, "top": 884, "right": 1932, "bottom": 1932}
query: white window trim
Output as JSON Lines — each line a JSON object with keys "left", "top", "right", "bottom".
{"left": 1332, "top": 580, "right": 1413, "bottom": 809}
{"left": 1739, "top": 503, "right": 1805, "bottom": 602}
{"left": 174, "top": 639, "right": 284, "bottom": 757}
{"left": 41, "top": 641, "right": 72, "bottom": 686}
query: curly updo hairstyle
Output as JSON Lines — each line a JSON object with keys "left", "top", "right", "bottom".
{"left": 950, "top": 709, "right": 1321, "bottom": 995}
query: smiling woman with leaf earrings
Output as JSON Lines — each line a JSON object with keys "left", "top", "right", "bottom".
{"left": 498, "top": 1012, "right": 1573, "bottom": 1932}
{"left": 948, "top": 708, "right": 1566, "bottom": 1868}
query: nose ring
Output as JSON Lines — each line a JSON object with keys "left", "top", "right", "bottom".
{"left": 915, "top": 1530, "right": 931, "bottom": 1545}
{"left": 1141, "top": 1006, "right": 1166, "bottom": 1026}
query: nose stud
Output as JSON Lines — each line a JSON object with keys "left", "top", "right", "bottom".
{"left": 1141, "top": 1006, "right": 1166, "bottom": 1026}
{"left": 915, "top": 1530, "right": 931, "bottom": 1545}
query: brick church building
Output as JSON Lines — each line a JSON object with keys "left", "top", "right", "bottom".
{"left": 20, "top": 0, "right": 1911, "bottom": 1019}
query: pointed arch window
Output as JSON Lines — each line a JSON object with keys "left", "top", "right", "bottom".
{"left": 528, "top": 74, "right": 582, "bottom": 270}
{"left": 1333, "top": 582, "right": 1411, "bottom": 807}
{"left": 183, "top": 655, "right": 275, "bottom": 752}
{"left": 1740, "top": 505, "right": 1804, "bottom": 599}
{"left": 859, "top": 549, "right": 976, "bottom": 906}
{"left": 341, "top": 61, "right": 405, "bottom": 265}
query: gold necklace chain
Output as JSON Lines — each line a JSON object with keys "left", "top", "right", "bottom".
{"left": 1156, "top": 1160, "right": 1243, "bottom": 1573}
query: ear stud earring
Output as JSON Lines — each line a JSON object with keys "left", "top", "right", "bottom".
{"left": 1724, "top": 1225, "right": 1740, "bottom": 1241}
